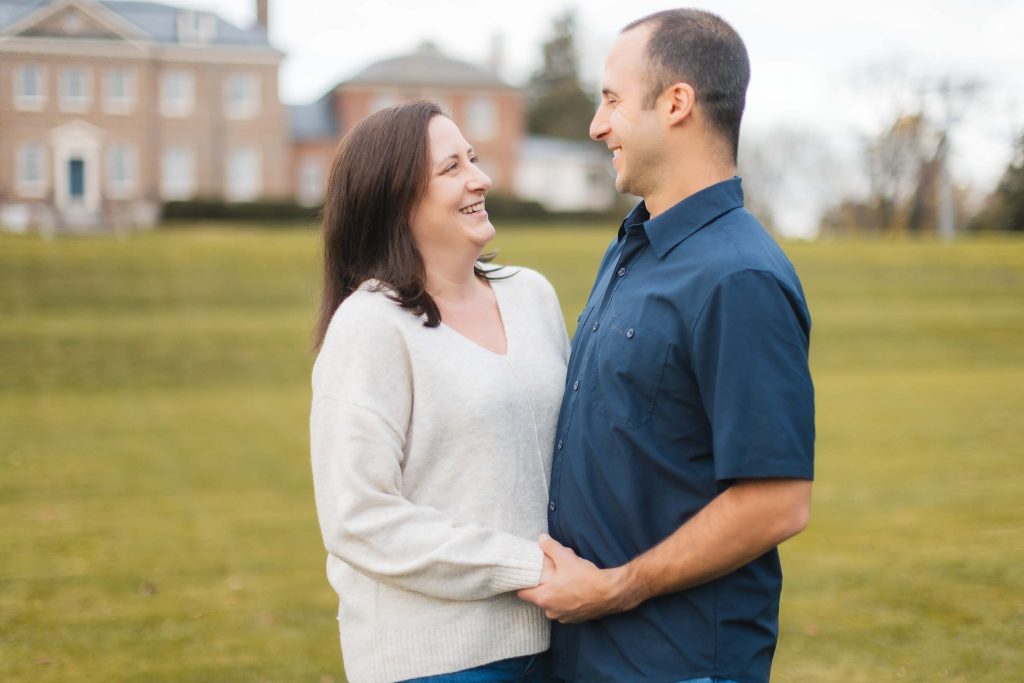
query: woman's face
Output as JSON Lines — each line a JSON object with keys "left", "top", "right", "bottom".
{"left": 409, "top": 116, "right": 494, "bottom": 258}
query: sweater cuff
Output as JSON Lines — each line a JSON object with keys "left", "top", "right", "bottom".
{"left": 489, "top": 536, "right": 544, "bottom": 593}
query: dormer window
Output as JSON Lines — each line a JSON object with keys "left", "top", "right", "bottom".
{"left": 177, "top": 10, "right": 217, "bottom": 44}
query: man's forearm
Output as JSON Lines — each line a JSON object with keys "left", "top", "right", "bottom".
{"left": 610, "top": 479, "right": 812, "bottom": 610}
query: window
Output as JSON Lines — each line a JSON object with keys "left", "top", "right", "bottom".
{"left": 104, "top": 68, "right": 136, "bottom": 114}
{"left": 161, "top": 146, "right": 195, "bottom": 199}
{"left": 106, "top": 144, "right": 137, "bottom": 198}
{"left": 223, "top": 73, "right": 260, "bottom": 119}
{"left": 177, "top": 11, "right": 217, "bottom": 44}
{"left": 16, "top": 143, "right": 47, "bottom": 197}
{"left": 60, "top": 66, "right": 91, "bottom": 112}
{"left": 425, "top": 92, "right": 450, "bottom": 116}
{"left": 465, "top": 96, "right": 497, "bottom": 141}
{"left": 160, "top": 70, "right": 194, "bottom": 118}
{"left": 371, "top": 92, "right": 398, "bottom": 113}
{"left": 297, "top": 157, "right": 325, "bottom": 206}
{"left": 225, "top": 146, "right": 261, "bottom": 201}
{"left": 14, "top": 64, "right": 47, "bottom": 110}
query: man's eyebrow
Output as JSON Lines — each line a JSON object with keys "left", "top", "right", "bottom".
{"left": 601, "top": 88, "right": 619, "bottom": 99}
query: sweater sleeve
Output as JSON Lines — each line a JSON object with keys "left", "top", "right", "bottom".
{"left": 310, "top": 294, "right": 544, "bottom": 601}
{"left": 519, "top": 266, "right": 570, "bottom": 363}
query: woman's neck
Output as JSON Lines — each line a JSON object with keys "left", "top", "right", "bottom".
{"left": 421, "top": 249, "right": 483, "bottom": 303}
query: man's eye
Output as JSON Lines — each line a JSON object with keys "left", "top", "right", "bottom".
{"left": 470, "top": 156, "right": 480, "bottom": 164}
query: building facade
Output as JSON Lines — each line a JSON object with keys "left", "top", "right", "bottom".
{"left": 1, "top": 1, "right": 615, "bottom": 232}
{"left": 290, "top": 41, "right": 524, "bottom": 208}
{"left": 0, "top": 0, "right": 288, "bottom": 232}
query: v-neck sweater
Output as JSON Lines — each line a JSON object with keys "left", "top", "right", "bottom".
{"left": 310, "top": 266, "right": 569, "bottom": 683}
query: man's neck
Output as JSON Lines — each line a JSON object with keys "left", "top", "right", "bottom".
{"left": 644, "top": 137, "right": 736, "bottom": 217}
{"left": 645, "top": 165, "right": 735, "bottom": 218}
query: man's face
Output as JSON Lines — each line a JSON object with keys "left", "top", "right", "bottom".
{"left": 590, "top": 27, "right": 665, "bottom": 199}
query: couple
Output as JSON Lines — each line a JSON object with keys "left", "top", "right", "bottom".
{"left": 310, "top": 9, "right": 815, "bottom": 683}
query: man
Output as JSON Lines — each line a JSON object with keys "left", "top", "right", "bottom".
{"left": 517, "top": 9, "right": 815, "bottom": 683}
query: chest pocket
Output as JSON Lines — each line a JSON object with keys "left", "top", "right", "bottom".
{"left": 590, "top": 314, "right": 671, "bottom": 429}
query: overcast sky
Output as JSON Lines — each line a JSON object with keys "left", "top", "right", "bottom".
{"left": 176, "top": 0, "right": 1023, "bottom": 235}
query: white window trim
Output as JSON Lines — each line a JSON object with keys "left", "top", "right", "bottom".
{"left": 106, "top": 144, "right": 137, "bottom": 199}
{"left": 59, "top": 66, "right": 92, "bottom": 113}
{"left": 14, "top": 64, "right": 48, "bottom": 111}
{"left": 161, "top": 146, "right": 196, "bottom": 200}
{"left": 16, "top": 143, "right": 48, "bottom": 198}
{"left": 370, "top": 91, "right": 399, "bottom": 113}
{"left": 225, "top": 146, "right": 262, "bottom": 201}
{"left": 223, "top": 73, "right": 260, "bottom": 120}
{"left": 297, "top": 157, "right": 325, "bottom": 206}
{"left": 425, "top": 92, "right": 451, "bottom": 115}
{"left": 160, "top": 70, "right": 195, "bottom": 118}
{"left": 465, "top": 95, "right": 497, "bottom": 142}
{"left": 177, "top": 11, "right": 217, "bottom": 44}
{"left": 103, "top": 68, "right": 137, "bottom": 115}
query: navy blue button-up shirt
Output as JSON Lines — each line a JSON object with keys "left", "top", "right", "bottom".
{"left": 548, "top": 178, "right": 814, "bottom": 683}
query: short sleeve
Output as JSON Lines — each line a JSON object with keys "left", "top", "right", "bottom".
{"left": 691, "top": 269, "right": 815, "bottom": 482}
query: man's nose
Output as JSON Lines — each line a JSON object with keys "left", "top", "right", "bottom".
{"left": 590, "top": 109, "right": 610, "bottom": 141}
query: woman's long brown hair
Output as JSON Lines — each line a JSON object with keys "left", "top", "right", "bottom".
{"left": 313, "top": 100, "right": 497, "bottom": 350}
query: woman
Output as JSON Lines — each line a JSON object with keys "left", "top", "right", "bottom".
{"left": 310, "top": 100, "right": 568, "bottom": 683}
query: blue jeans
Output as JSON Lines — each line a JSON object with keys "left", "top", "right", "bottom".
{"left": 398, "top": 653, "right": 546, "bottom": 683}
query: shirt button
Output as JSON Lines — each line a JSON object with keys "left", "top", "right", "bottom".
{"left": 626, "top": 328, "right": 635, "bottom": 339}
{"left": 591, "top": 322, "right": 599, "bottom": 332}
{"left": 617, "top": 267, "right": 626, "bottom": 277}
{"left": 549, "top": 501, "right": 557, "bottom": 512}
{"left": 556, "top": 440, "right": 563, "bottom": 450}
{"left": 573, "top": 380, "right": 580, "bottom": 391}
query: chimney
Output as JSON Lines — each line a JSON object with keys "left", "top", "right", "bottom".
{"left": 256, "top": 0, "right": 268, "bottom": 31}
{"left": 488, "top": 33, "right": 505, "bottom": 78}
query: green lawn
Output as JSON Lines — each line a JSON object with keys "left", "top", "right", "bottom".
{"left": 1, "top": 225, "right": 1022, "bottom": 682}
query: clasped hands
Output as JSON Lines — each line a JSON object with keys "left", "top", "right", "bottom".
{"left": 516, "top": 534, "right": 641, "bottom": 624}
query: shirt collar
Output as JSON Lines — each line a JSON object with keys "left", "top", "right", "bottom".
{"left": 618, "top": 177, "right": 745, "bottom": 259}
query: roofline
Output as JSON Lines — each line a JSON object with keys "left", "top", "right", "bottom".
{"left": 0, "top": 34, "right": 285, "bottom": 62}
{"left": 335, "top": 80, "right": 518, "bottom": 93}
{"left": 1, "top": 0, "right": 147, "bottom": 41}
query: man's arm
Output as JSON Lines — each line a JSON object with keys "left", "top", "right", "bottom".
{"left": 518, "top": 478, "right": 811, "bottom": 623}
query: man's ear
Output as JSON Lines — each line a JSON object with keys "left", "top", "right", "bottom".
{"left": 663, "top": 82, "right": 696, "bottom": 127}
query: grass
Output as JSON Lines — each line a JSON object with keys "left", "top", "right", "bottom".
{"left": 1, "top": 224, "right": 1022, "bottom": 681}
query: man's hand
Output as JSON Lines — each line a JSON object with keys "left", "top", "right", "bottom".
{"left": 518, "top": 534, "right": 640, "bottom": 623}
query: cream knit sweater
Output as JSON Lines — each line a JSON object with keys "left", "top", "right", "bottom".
{"left": 310, "top": 267, "right": 569, "bottom": 683}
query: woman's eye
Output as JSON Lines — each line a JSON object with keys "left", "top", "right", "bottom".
{"left": 444, "top": 163, "right": 457, "bottom": 174}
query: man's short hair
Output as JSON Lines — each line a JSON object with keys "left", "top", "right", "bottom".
{"left": 623, "top": 9, "right": 750, "bottom": 161}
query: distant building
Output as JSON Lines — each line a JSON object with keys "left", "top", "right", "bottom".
{"left": 0, "top": 1, "right": 615, "bottom": 233}
{"left": 517, "top": 136, "right": 616, "bottom": 213}
{"left": 0, "top": 0, "right": 288, "bottom": 232}
{"left": 290, "top": 41, "right": 524, "bottom": 208}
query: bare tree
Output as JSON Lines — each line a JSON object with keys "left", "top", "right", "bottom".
{"left": 863, "top": 113, "right": 932, "bottom": 234}
{"left": 844, "top": 60, "right": 983, "bottom": 237}
{"left": 739, "top": 124, "right": 838, "bottom": 237}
